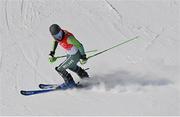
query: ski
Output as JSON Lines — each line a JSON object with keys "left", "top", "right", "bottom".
{"left": 39, "top": 84, "right": 59, "bottom": 89}
{"left": 20, "top": 82, "right": 82, "bottom": 96}
{"left": 39, "top": 82, "right": 81, "bottom": 89}
{"left": 20, "top": 88, "right": 60, "bottom": 96}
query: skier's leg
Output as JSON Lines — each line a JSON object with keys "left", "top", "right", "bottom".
{"left": 55, "top": 55, "right": 75, "bottom": 84}
{"left": 55, "top": 67, "right": 74, "bottom": 84}
{"left": 69, "top": 65, "right": 89, "bottom": 79}
{"left": 68, "top": 51, "right": 89, "bottom": 79}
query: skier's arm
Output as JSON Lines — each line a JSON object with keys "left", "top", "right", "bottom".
{"left": 52, "top": 40, "right": 58, "bottom": 53}
{"left": 49, "top": 40, "right": 58, "bottom": 57}
{"left": 68, "top": 36, "right": 85, "bottom": 56}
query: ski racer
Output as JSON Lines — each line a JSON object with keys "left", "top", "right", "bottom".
{"left": 49, "top": 24, "right": 89, "bottom": 89}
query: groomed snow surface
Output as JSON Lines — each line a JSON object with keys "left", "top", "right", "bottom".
{"left": 0, "top": 0, "right": 179, "bottom": 116}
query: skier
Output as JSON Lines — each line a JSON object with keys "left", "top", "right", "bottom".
{"left": 20, "top": 26, "right": 139, "bottom": 96}
{"left": 49, "top": 24, "right": 89, "bottom": 89}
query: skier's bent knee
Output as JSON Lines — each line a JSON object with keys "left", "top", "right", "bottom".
{"left": 55, "top": 66, "right": 64, "bottom": 73}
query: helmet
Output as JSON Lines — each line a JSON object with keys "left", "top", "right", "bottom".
{"left": 49, "top": 24, "right": 61, "bottom": 35}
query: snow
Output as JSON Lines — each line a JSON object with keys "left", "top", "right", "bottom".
{"left": 0, "top": 0, "right": 179, "bottom": 116}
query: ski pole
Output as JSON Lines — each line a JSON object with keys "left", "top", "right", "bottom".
{"left": 87, "top": 36, "right": 139, "bottom": 59}
{"left": 55, "top": 49, "right": 98, "bottom": 59}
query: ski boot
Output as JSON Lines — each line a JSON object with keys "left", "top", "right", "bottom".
{"left": 58, "top": 74, "right": 77, "bottom": 90}
{"left": 55, "top": 67, "right": 76, "bottom": 90}
{"left": 71, "top": 66, "right": 89, "bottom": 79}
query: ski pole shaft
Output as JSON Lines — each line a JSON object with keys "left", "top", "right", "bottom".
{"left": 87, "top": 36, "right": 139, "bottom": 59}
{"left": 55, "top": 49, "right": 98, "bottom": 59}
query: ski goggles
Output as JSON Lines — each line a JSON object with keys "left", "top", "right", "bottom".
{"left": 53, "top": 30, "right": 63, "bottom": 41}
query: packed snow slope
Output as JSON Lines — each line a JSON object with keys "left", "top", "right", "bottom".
{"left": 0, "top": 0, "right": 179, "bottom": 116}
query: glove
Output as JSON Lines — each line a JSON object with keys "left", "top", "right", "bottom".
{"left": 49, "top": 51, "right": 56, "bottom": 63}
{"left": 80, "top": 54, "right": 88, "bottom": 65}
{"left": 49, "top": 51, "right": 55, "bottom": 57}
{"left": 49, "top": 56, "right": 57, "bottom": 63}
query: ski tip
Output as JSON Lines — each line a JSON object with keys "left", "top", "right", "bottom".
{"left": 20, "top": 90, "right": 28, "bottom": 96}
{"left": 39, "top": 84, "right": 58, "bottom": 89}
{"left": 39, "top": 84, "right": 44, "bottom": 89}
{"left": 20, "top": 90, "right": 34, "bottom": 96}
{"left": 39, "top": 84, "right": 51, "bottom": 89}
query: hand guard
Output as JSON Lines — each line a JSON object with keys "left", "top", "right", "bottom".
{"left": 80, "top": 54, "right": 88, "bottom": 65}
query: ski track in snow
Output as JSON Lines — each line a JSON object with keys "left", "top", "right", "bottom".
{"left": 104, "top": 0, "right": 123, "bottom": 23}
{"left": 4, "top": 0, "right": 46, "bottom": 80}
{"left": 4, "top": 0, "right": 10, "bottom": 31}
{"left": 104, "top": 0, "right": 127, "bottom": 38}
